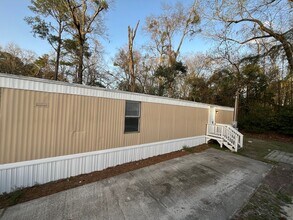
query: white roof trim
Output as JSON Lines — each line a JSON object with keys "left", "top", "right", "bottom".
{"left": 215, "top": 106, "right": 234, "bottom": 112}
{"left": 0, "top": 73, "right": 233, "bottom": 111}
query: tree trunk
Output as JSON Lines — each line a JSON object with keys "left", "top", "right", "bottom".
{"left": 127, "top": 21, "right": 139, "bottom": 92}
{"left": 128, "top": 26, "right": 135, "bottom": 92}
{"left": 54, "top": 45, "right": 60, "bottom": 80}
{"left": 278, "top": 79, "right": 281, "bottom": 106}
{"left": 54, "top": 27, "right": 62, "bottom": 81}
{"left": 289, "top": 76, "right": 293, "bottom": 106}
{"left": 54, "top": 21, "right": 63, "bottom": 81}
{"left": 275, "top": 35, "right": 293, "bottom": 76}
{"left": 233, "top": 90, "right": 239, "bottom": 128}
{"left": 77, "top": 38, "right": 84, "bottom": 84}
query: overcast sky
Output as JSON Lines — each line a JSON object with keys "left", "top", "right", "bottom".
{"left": 0, "top": 0, "right": 211, "bottom": 61}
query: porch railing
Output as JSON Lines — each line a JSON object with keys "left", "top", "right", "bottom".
{"left": 206, "top": 123, "right": 243, "bottom": 152}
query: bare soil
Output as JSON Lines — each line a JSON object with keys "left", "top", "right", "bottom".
{"left": 0, "top": 144, "right": 210, "bottom": 209}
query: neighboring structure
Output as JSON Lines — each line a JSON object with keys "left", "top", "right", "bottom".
{"left": 0, "top": 73, "right": 237, "bottom": 194}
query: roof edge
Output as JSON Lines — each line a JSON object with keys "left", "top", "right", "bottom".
{"left": 0, "top": 73, "right": 233, "bottom": 111}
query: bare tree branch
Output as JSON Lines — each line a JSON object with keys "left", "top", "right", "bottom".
{"left": 225, "top": 35, "right": 272, "bottom": 44}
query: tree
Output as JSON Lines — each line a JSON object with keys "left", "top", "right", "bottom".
{"left": 203, "top": 0, "right": 292, "bottom": 75}
{"left": 186, "top": 74, "right": 209, "bottom": 103}
{"left": 112, "top": 21, "right": 141, "bottom": 92}
{"left": 154, "top": 61, "right": 187, "bottom": 97}
{"left": 241, "top": 63, "right": 268, "bottom": 105}
{"left": 208, "top": 68, "right": 238, "bottom": 106}
{"left": 128, "top": 21, "right": 140, "bottom": 92}
{"left": 25, "top": 0, "right": 69, "bottom": 80}
{"left": 182, "top": 53, "right": 216, "bottom": 101}
{"left": 65, "top": 0, "right": 108, "bottom": 84}
{"left": 113, "top": 47, "right": 141, "bottom": 92}
{"left": 143, "top": 1, "right": 200, "bottom": 98}
{"left": 0, "top": 51, "right": 28, "bottom": 75}
{"left": 83, "top": 40, "right": 108, "bottom": 87}
{"left": 145, "top": 1, "right": 200, "bottom": 66}
{"left": 113, "top": 48, "right": 131, "bottom": 90}
{"left": 34, "top": 54, "right": 67, "bottom": 80}
{"left": 0, "top": 43, "right": 37, "bottom": 76}
{"left": 62, "top": 37, "right": 92, "bottom": 82}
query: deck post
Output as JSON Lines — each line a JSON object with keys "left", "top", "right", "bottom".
{"left": 235, "top": 135, "right": 239, "bottom": 152}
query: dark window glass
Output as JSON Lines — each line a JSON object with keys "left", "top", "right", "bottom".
{"left": 125, "top": 101, "right": 140, "bottom": 132}
{"left": 124, "top": 118, "right": 139, "bottom": 132}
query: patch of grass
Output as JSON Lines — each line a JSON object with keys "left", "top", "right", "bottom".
{"left": 208, "top": 136, "right": 293, "bottom": 161}
{"left": 208, "top": 140, "right": 235, "bottom": 153}
{"left": 237, "top": 137, "right": 293, "bottom": 162}
{"left": 4, "top": 189, "right": 24, "bottom": 206}
{"left": 182, "top": 145, "right": 193, "bottom": 153}
{"left": 277, "top": 192, "right": 292, "bottom": 204}
{"left": 209, "top": 144, "right": 230, "bottom": 152}
{"left": 182, "top": 144, "right": 210, "bottom": 154}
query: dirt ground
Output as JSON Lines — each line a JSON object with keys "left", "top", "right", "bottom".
{"left": 0, "top": 144, "right": 209, "bottom": 209}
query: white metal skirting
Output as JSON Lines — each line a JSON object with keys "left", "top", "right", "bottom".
{"left": 0, "top": 136, "right": 206, "bottom": 194}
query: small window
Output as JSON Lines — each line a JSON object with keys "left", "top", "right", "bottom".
{"left": 125, "top": 101, "right": 140, "bottom": 132}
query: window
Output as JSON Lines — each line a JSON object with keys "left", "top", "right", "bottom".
{"left": 125, "top": 101, "right": 140, "bottom": 132}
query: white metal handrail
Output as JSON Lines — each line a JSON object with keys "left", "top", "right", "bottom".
{"left": 206, "top": 123, "right": 243, "bottom": 152}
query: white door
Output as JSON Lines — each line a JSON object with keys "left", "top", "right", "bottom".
{"left": 209, "top": 107, "right": 216, "bottom": 124}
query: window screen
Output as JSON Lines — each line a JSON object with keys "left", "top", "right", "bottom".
{"left": 125, "top": 101, "right": 140, "bottom": 132}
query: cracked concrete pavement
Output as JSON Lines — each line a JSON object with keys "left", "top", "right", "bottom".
{"left": 0, "top": 148, "right": 271, "bottom": 220}
{"left": 265, "top": 150, "right": 293, "bottom": 165}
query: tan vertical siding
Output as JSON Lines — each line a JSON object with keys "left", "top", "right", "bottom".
{"left": 158, "top": 104, "right": 173, "bottom": 141}
{"left": 215, "top": 109, "right": 234, "bottom": 124}
{"left": 195, "top": 108, "right": 209, "bottom": 135}
{"left": 0, "top": 89, "right": 57, "bottom": 162}
{"left": 173, "top": 106, "right": 186, "bottom": 139}
{"left": 140, "top": 102, "right": 160, "bottom": 143}
{"left": 0, "top": 88, "right": 209, "bottom": 164}
{"left": 186, "top": 108, "right": 197, "bottom": 137}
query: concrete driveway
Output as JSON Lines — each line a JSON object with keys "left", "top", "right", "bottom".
{"left": 0, "top": 148, "right": 271, "bottom": 220}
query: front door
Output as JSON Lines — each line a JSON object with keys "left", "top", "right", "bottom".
{"left": 209, "top": 107, "right": 216, "bottom": 124}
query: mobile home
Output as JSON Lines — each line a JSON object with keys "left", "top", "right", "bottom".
{"left": 0, "top": 73, "right": 242, "bottom": 194}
